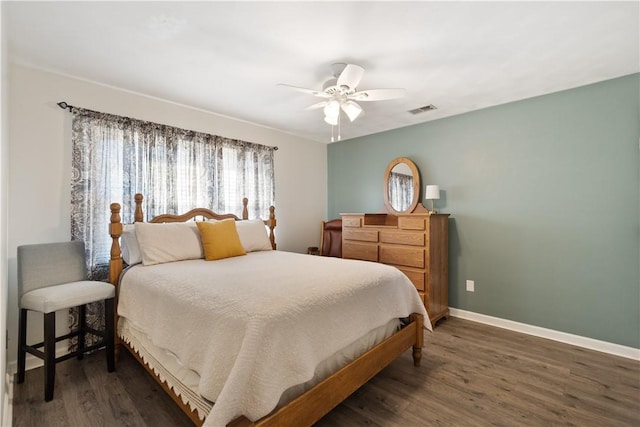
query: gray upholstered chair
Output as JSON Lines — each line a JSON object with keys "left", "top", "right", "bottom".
{"left": 16, "top": 241, "right": 115, "bottom": 401}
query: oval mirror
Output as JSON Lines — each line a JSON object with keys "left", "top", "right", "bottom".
{"left": 383, "top": 157, "right": 421, "bottom": 214}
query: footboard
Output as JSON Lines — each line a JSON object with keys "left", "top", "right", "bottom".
{"left": 230, "top": 313, "right": 424, "bottom": 427}
{"left": 120, "top": 313, "right": 423, "bottom": 427}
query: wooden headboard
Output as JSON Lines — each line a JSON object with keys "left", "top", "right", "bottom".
{"left": 108, "top": 193, "right": 277, "bottom": 286}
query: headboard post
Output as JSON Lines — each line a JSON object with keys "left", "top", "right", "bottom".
{"left": 109, "top": 202, "right": 123, "bottom": 359}
{"left": 242, "top": 197, "right": 249, "bottom": 220}
{"left": 134, "top": 193, "right": 144, "bottom": 222}
{"left": 109, "top": 203, "right": 123, "bottom": 286}
{"left": 268, "top": 205, "right": 277, "bottom": 250}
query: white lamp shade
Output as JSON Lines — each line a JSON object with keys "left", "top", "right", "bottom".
{"left": 425, "top": 185, "right": 440, "bottom": 200}
{"left": 324, "top": 115, "right": 338, "bottom": 126}
{"left": 323, "top": 100, "right": 340, "bottom": 119}
{"left": 341, "top": 100, "right": 362, "bottom": 122}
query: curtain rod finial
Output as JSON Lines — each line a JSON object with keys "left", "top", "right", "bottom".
{"left": 57, "top": 101, "right": 72, "bottom": 112}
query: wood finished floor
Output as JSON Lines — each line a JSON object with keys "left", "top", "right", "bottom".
{"left": 13, "top": 317, "right": 640, "bottom": 427}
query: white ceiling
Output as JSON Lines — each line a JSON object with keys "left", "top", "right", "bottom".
{"left": 6, "top": 1, "right": 639, "bottom": 143}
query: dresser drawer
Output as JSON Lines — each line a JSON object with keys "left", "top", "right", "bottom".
{"left": 342, "top": 217, "right": 362, "bottom": 228}
{"left": 397, "top": 267, "right": 425, "bottom": 291}
{"left": 343, "top": 229, "right": 378, "bottom": 242}
{"left": 379, "top": 246, "right": 424, "bottom": 268}
{"left": 343, "top": 242, "right": 378, "bottom": 262}
{"left": 399, "top": 216, "right": 425, "bottom": 230}
{"left": 379, "top": 230, "right": 424, "bottom": 246}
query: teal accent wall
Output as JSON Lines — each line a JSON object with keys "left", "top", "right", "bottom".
{"left": 328, "top": 74, "right": 640, "bottom": 348}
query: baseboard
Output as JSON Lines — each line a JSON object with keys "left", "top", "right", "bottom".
{"left": 3, "top": 372, "right": 12, "bottom": 427}
{"left": 448, "top": 308, "right": 640, "bottom": 361}
{"left": 6, "top": 340, "right": 69, "bottom": 375}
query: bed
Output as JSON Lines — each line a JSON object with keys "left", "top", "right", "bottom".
{"left": 108, "top": 193, "right": 429, "bottom": 427}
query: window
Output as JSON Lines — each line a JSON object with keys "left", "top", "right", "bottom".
{"left": 70, "top": 108, "right": 275, "bottom": 278}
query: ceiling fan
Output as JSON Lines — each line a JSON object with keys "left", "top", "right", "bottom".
{"left": 279, "top": 63, "right": 406, "bottom": 141}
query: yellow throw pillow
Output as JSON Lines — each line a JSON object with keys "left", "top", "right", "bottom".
{"left": 197, "top": 219, "right": 247, "bottom": 261}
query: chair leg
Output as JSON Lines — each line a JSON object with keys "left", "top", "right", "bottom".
{"left": 77, "top": 304, "right": 86, "bottom": 360}
{"left": 105, "top": 298, "right": 115, "bottom": 373}
{"left": 17, "top": 309, "right": 27, "bottom": 384}
{"left": 44, "top": 312, "right": 56, "bottom": 401}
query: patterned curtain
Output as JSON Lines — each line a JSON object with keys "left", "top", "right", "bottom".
{"left": 68, "top": 107, "right": 275, "bottom": 347}
{"left": 389, "top": 172, "right": 413, "bottom": 212}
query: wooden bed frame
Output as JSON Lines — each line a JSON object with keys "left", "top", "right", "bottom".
{"left": 108, "top": 193, "right": 424, "bottom": 427}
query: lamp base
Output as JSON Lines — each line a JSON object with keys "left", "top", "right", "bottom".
{"left": 427, "top": 200, "right": 438, "bottom": 214}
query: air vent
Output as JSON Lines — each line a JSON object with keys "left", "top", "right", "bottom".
{"left": 408, "top": 104, "right": 437, "bottom": 115}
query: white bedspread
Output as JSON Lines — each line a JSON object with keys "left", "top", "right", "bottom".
{"left": 118, "top": 250, "right": 429, "bottom": 427}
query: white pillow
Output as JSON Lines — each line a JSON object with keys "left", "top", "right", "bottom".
{"left": 235, "top": 219, "right": 273, "bottom": 252}
{"left": 135, "top": 222, "right": 204, "bottom": 266}
{"left": 121, "top": 224, "right": 142, "bottom": 265}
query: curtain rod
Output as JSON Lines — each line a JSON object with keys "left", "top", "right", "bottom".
{"left": 57, "top": 101, "right": 278, "bottom": 150}
{"left": 57, "top": 101, "right": 74, "bottom": 112}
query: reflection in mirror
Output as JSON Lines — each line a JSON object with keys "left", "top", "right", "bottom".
{"left": 388, "top": 163, "right": 413, "bottom": 212}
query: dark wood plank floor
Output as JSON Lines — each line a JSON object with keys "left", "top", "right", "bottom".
{"left": 13, "top": 317, "right": 640, "bottom": 426}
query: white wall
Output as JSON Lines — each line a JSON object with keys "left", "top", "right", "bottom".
{"left": 6, "top": 64, "right": 328, "bottom": 371}
{"left": 1, "top": 4, "right": 10, "bottom": 425}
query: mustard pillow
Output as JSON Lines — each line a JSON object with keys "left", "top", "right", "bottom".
{"left": 196, "top": 219, "right": 246, "bottom": 261}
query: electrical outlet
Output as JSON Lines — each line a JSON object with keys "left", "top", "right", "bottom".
{"left": 466, "top": 280, "right": 475, "bottom": 292}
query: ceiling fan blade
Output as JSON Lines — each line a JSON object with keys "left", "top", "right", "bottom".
{"left": 337, "top": 64, "right": 365, "bottom": 90}
{"left": 348, "top": 88, "right": 406, "bottom": 101}
{"left": 341, "top": 100, "right": 363, "bottom": 122}
{"left": 305, "top": 101, "right": 329, "bottom": 111}
{"left": 277, "top": 84, "right": 331, "bottom": 98}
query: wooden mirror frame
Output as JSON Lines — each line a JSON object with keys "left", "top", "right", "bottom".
{"left": 383, "top": 157, "right": 423, "bottom": 214}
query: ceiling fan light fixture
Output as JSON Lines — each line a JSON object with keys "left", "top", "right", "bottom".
{"left": 341, "top": 100, "right": 362, "bottom": 122}
{"left": 323, "top": 100, "right": 340, "bottom": 119}
{"left": 279, "top": 62, "right": 406, "bottom": 140}
{"left": 324, "top": 115, "right": 338, "bottom": 126}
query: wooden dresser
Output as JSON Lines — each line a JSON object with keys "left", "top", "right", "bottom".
{"left": 341, "top": 212, "right": 449, "bottom": 326}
